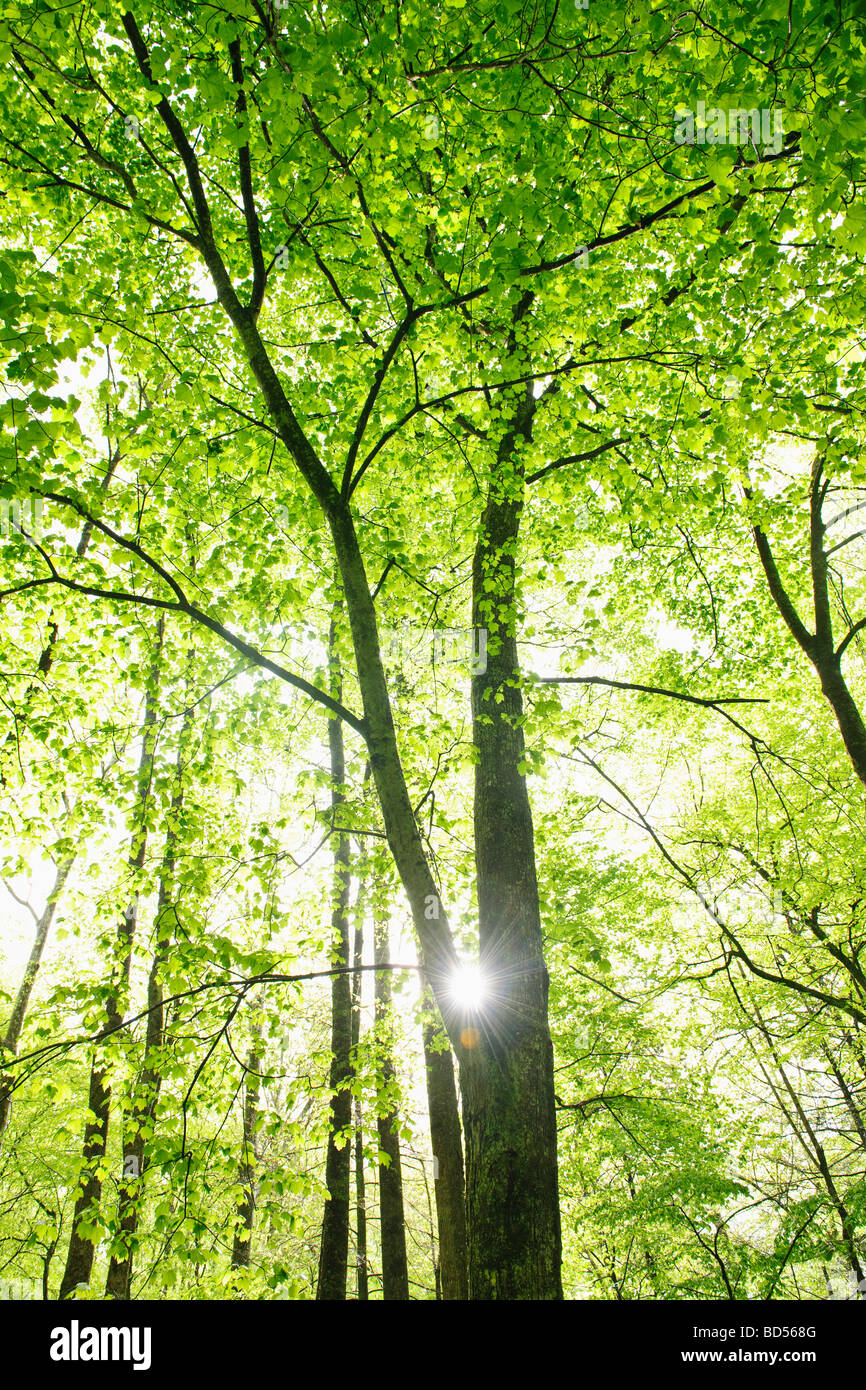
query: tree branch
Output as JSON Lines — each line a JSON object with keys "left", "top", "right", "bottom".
{"left": 229, "top": 38, "right": 266, "bottom": 319}
{"left": 30, "top": 494, "right": 367, "bottom": 737}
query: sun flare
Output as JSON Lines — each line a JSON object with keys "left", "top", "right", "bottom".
{"left": 450, "top": 962, "right": 487, "bottom": 1011}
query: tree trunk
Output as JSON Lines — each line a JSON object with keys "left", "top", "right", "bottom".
{"left": 58, "top": 622, "right": 163, "bottom": 1300}
{"left": 421, "top": 989, "right": 468, "bottom": 1299}
{"left": 373, "top": 909, "right": 409, "bottom": 1300}
{"left": 815, "top": 661, "right": 866, "bottom": 786}
{"left": 0, "top": 488, "right": 113, "bottom": 1143}
{"left": 102, "top": 940, "right": 165, "bottom": 1299}
{"left": 0, "top": 855, "right": 74, "bottom": 1142}
{"left": 231, "top": 1031, "right": 262, "bottom": 1275}
{"left": 351, "top": 884, "right": 368, "bottom": 1300}
{"left": 751, "top": 457, "right": 866, "bottom": 788}
{"left": 104, "top": 683, "right": 191, "bottom": 1299}
{"left": 463, "top": 376, "right": 563, "bottom": 1299}
{"left": 316, "top": 623, "right": 353, "bottom": 1301}
{"left": 748, "top": 998, "right": 864, "bottom": 1288}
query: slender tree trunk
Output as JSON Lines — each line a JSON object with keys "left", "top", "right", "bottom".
{"left": 373, "top": 909, "right": 409, "bottom": 1300}
{"left": 352, "top": 1106, "right": 368, "bottom": 1299}
{"left": 824, "top": 1045, "right": 866, "bottom": 1151}
{"left": 0, "top": 450, "right": 116, "bottom": 775}
{"left": 59, "top": 623, "right": 163, "bottom": 1300}
{"left": 356, "top": 795, "right": 466, "bottom": 1298}
{"left": 421, "top": 989, "right": 468, "bottom": 1299}
{"left": 747, "top": 998, "right": 864, "bottom": 1286}
{"left": 57, "top": 1061, "right": 113, "bottom": 1301}
{"left": 316, "top": 620, "right": 353, "bottom": 1300}
{"left": 751, "top": 456, "right": 866, "bottom": 787}
{"left": 0, "top": 855, "right": 74, "bottom": 1142}
{"left": 231, "top": 1030, "right": 263, "bottom": 1274}
{"left": 462, "top": 372, "right": 563, "bottom": 1299}
{"left": 351, "top": 882, "right": 368, "bottom": 1300}
{"left": 0, "top": 485, "right": 114, "bottom": 1142}
{"left": 104, "top": 638, "right": 197, "bottom": 1298}
{"left": 104, "top": 686, "right": 191, "bottom": 1300}
{"left": 102, "top": 939, "right": 165, "bottom": 1299}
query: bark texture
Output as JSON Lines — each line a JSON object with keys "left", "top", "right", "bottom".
{"left": 463, "top": 373, "right": 563, "bottom": 1299}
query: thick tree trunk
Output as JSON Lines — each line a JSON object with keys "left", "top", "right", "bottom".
{"left": 59, "top": 623, "right": 163, "bottom": 1300}
{"left": 0, "top": 855, "right": 74, "bottom": 1142}
{"left": 316, "top": 627, "right": 353, "bottom": 1301}
{"left": 463, "top": 378, "right": 563, "bottom": 1299}
{"left": 815, "top": 661, "right": 866, "bottom": 786}
{"left": 373, "top": 911, "right": 409, "bottom": 1300}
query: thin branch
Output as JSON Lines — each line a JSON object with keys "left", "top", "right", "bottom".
{"left": 26, "top": 494, "right": 367, "bottom": 737}
{"left": 536, "top": 673, "right": 768, "bottom": 741}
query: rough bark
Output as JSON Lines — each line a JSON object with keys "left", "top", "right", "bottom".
{"left": 462, "top": 374, "right": 563, "bottom": 1299}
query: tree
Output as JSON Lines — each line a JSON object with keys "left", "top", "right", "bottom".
{"left": 1, "top": 0, "right": 864, "bottom": 1302}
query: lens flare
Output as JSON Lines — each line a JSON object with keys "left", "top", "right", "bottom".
{"left": 450, "top": 962, "right": 486, "bottom": 1011}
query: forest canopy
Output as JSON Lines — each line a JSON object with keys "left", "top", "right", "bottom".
{"left": 0, "top": 0, "right": 865, "bottom": 1302}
